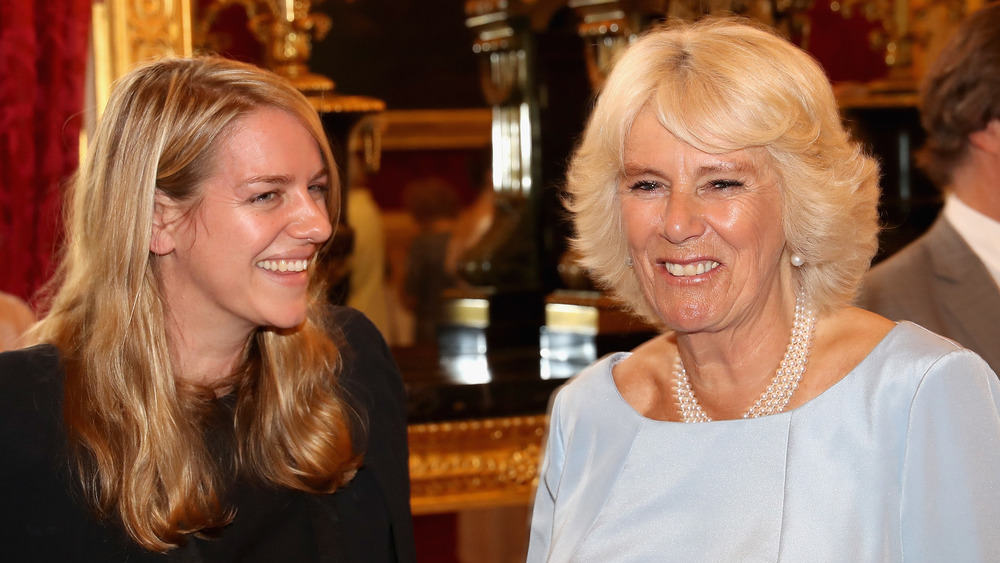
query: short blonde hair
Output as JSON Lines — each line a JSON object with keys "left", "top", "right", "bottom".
{"left": 566, "top": 17, "right": 881, "bottom": 324}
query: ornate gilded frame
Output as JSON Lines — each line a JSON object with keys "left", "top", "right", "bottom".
{"left": 90, "top": 0, "right": 192, "bottom": 117}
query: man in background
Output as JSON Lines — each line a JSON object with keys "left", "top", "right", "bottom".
{"left": 859, "top": 3, "right": 1000, "bottom": 372}
{"left": 401, "top": 177, "right": 460, "bottom": 345}
{"left": 343, "top": 118, "right": 393, "bottom": 341}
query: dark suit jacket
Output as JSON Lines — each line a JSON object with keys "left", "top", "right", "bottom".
{"left": 859, "top": 217, "right": 1000, "bottom": 373}
{"left": 0, "top": 307, "right": 416, "bottom": 563}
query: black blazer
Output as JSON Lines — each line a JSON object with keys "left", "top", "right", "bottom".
{"left": 0, "top": 307, "right": 416, "bottom": 562}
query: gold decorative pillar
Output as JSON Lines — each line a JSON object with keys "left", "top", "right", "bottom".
{"left": 458, "top": 1, "right": 543, "bottom": 291}
{"left": 196, "top": 0, "right": 335, "bottom": 94}
{"left": 436, "top": 1, "right": 549, "bottom": 355}
{"left": 90, "top": 0, "right": 193, "bottom": 119}
{"left": 568, "top": 0, "right": 664, "bottom": 88}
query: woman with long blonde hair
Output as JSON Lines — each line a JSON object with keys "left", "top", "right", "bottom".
{"left": 0, "top": 56, "right": 415, "bottom": 561}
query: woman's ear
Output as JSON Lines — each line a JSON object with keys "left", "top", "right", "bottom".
{"left": 150, "top": 192, "right": 177, "bottom": 256}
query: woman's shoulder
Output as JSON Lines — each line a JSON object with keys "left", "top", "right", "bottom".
{"left": 550, "top": 352, "right": 631, "bottom": 417}
{"left": 848, "top": 320, "right": 996, "bottom": 402}
{"left": 0, "top": 343, "right": 64, "bottom": 416}
{"left": 562, "top": 352, "right": 627, "bottom": 388}
{"left": 0, "top": 343, "right": 63, "bottom": 401}
{"left": 322, "top": 307, "right": 415, "bottom": 561}
{"left": 0, "top": 345, "right": 67, "bottom": 481}
{"left": 877, "top": 321, "right": 982, "bottom": 368}
{"left": 327, "top": 305, "right": 381, "bottom": 341}
{"left": 326, "top": 306, "right": 395, "bottom": 372}
{"left": 0, "top": 341, "right": 60, "bottom": 364}
{"left": 324, "top": 305, "right": 405, "bottom": 412}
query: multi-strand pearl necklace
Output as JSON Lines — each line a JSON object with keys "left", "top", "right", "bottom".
{"left": 675, "top": 290, "right": 817, "bottom": 423}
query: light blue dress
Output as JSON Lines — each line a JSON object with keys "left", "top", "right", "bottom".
{"left": 527, "top": 322, "right": 1000, "bottom": 562}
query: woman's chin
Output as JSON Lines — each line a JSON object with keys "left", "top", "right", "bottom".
{"left": 262, "top": 311, "right": 309, "bottom": 332}
{"left": 653, "top": 302, "right": 720, "bottom": 333}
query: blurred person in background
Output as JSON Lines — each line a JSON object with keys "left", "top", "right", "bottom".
{"left": 859, "top": 3, "right": 1000, "bottom": 373}
{"left": 402, "top": 176, "right": 460, "bottom": 344}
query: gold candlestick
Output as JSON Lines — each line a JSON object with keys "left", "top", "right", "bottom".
{"left": 198, "top": 0, "right": 335, "bottom": 94}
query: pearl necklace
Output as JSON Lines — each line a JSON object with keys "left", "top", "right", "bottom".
{"left": 675, "top": 290, "right": 817, "bottom": 423}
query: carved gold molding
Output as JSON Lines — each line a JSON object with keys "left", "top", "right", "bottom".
{"left": 381, "top": 108, "right": 493, "bottom": 151}
{"left": 408, "top": 415, "right": 547, "bottom": 515}
{"left": 91, "top": 0, "right": 192, "bottom": 117}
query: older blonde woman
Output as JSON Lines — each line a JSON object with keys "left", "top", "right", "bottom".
{"left": 528, "top": 18, "right": 1000, "bottom": 561}
{"left": 0, "top": 57, "right": 414, "bottom": 561}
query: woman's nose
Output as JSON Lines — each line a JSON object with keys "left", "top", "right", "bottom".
{"left": 660, "top": 191, "right": 705, "bottom": 244}
{"left": 289, "top": 189, "right": 333, "bottom": 243}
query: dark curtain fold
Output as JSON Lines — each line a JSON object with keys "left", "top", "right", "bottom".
{"left": 0, "top": 0, "right": 90, "bottom": 303}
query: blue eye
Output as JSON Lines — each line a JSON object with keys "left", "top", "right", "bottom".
{"left": 251, "top": 191, "right": 277, "bottom": 203}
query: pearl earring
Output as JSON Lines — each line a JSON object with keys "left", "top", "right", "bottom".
{"left": 626, "top": 256, "right": 634, "bottom": 268}
{"left": 790, "top": 254, "right": 805, "bottom": 267}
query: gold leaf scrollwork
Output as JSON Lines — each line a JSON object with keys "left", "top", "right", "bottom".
{"left": 408, "top": 415, "right": 547, "bottom": 514}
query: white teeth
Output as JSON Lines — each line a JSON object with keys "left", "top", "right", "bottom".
{"left": 665, "top": 260, "right": 719, "bottom": 277}
{"left": 256, "top": 259, "right": 310, "bottom": 272}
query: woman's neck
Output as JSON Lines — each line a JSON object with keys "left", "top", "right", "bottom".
{"left": 674, "top": 290, "right": 800, "bottom": 419}
{"left": 165, "top": 316, "right": 251, "bottom": 396}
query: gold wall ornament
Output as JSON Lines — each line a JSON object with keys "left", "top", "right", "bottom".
{"left": 408, "top": 415, "right": 547, "bottom": 514}
{"left": 467, "top": 1, "right": 534, "bottom": 198}
{"left": 196, "top": 0, "right": 335, "bottom": 94}
{"left": 832, "top": 0, "right": 921, "bottom": 85}
{"left": 568, "top": 0, "right": 667, "bottom": 89}
{"left": 379, "top": 109, "right": 493, "bottom": 151}
{"left": 92, "top": 0, "right": 193, "bottom": 117}
{"left": 193, "top": 0, "right": 386, "bottom": 121}
{"left": 908, "top": 0, "right": 980, "bottom": 79}
{"left": 830, "top": 0, "right": 978, "bottom": 89}
{"left": 568, "top": 0, "right": 811, "bottom": 91}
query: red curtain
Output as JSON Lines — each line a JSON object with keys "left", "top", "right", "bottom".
{"left": 0, "top": 0, "right": 90, "bottom": 303}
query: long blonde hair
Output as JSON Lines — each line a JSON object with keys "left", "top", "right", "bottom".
{"left": 28, "top": 57, "right": 358, "bottom": 551}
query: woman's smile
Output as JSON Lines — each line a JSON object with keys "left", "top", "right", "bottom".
{"left": 621, "top": 110, "right": 787, "bottom": 331}
{"left": 661, "top": 259, "right": 721, "bottom": 278}
{"left": 255, "top": 258, "right": 312, "bottom": 273}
